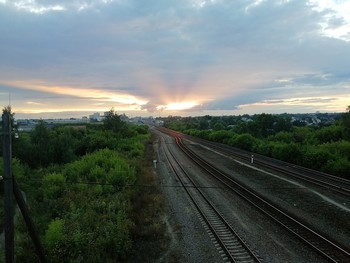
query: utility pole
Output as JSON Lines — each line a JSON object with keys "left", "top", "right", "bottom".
{"left": 2, "top": 108, "right": 47, "bottom": 262}
{"left": 2, "top": 110, "right": 14, "bottom": 263}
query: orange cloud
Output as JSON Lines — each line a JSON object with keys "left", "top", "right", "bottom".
{"left": 3, "top": 80, "right": 148, "bottom": 106}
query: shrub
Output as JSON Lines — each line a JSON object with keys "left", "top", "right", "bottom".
{"left": 270, "top": 142, "right": 302, "bottom": 164}
{"left": 323, "top": 158, "right": 350, "bottom": 178}
{"left": 302, "top": 147, "right": 336, "bottom": 170}
{"left": 43, "top": 173, "right": 66, "bottom": 199}
{"left": 45, "top": 218, "right": 65, "bottom": 247}
{"left": 269, "top": 131, "right": 295, "bottom": 143}
{"left": 313, "top": 125, "right": 343, "bottom": 143}
{"left": 228, "top": 133, "right": 257, "bottom": 151}
{"left": 209, "top": 130, "right": 236, "bottom": 143}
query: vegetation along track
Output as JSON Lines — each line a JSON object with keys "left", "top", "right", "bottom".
{"left": 170, "top": 133, "right": 350, "bottom": 263}
{"left": 160, "top": 135, "right": 262, "bottom": 263}
{"left": 192, "top": 137, "right": 350, "bottom": 197}
{"left": 158, "top": 126, "right": 350, "bottom": 197}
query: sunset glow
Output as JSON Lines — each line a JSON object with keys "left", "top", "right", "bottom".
{"left": 4, "top": 80, "right": 148, "bottom": 107}
{"left": 0, "top": 0, "right": 349, "bottom": 118}
{"left": 157, "top": 101, "right": 199, "bottom": 111}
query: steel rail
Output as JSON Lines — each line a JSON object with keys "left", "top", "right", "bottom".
{"left": 160, "top": 135, "right": 262, "bottom": 263}
{"left": 156, "top": 126, "right": 350, "bottom": 196}
{"left": 195, "top": 138, "right": 350, "bottom": 196}
{"left": 174, "top": 136, "right": 350, "bottom": 263}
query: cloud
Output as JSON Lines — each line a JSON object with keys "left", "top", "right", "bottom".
{"left": 3, "top": 80, "right": 148, "bottom": 106}
{"left": 26, "top": 101, "right": 43, "bottom": 105}
{"left": 0, "top": 0, "right": 349, "bottom": 117}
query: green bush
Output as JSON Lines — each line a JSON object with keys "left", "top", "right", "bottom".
{"left": 321, "top": 140, "right": 350, "bottom": 159}
{"left": 43, "top": 173, "right": 66, "bottom": 199}
{"left": 40, "top": 149, "right": 138, "bottom": 261}
{"left": 270, "top": 142, "right": 302, "bottom": 164}
{"left": 269, "top": 131, "right": 295, "bottom": 143}
{"left": 323, "top": 158, "right": 350, "bottom": 178}
{"left": 313, "top": 125, "right": 343, "bottom": 143}
{"left": 302, "top": 147, "right": 336, "bottom": 170}
{"left": 228, "top": 133, "right": 257, "bottom": 151}
{"left": 45, "top": 218, "right": 65, "bottom": 247}
{"left": 209, "top": 130, "right": 236, "bottom": 143}
{"left": 164, "top": 114, "right": 350, "bottom": 177}
{"left": 2, "top": 117, "right": 152, "bottom": 262}
{"left": 185, "top": 129, "right": 212, "bottom": 140}
{"left": 64, "top": 149, "right": 136, "bottom": 186}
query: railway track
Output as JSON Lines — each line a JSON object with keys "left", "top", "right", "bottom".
{"left": 191, "top": 138, "right": 350, "bottom": 196}
{"left": 157, "top": 126, "right": 350, "bottom": 197}
{"left": 173, "top": 135, "right": 350, "bottom": 263}
{"left": 160, "top": 136, "right": 262, "bottom": 263}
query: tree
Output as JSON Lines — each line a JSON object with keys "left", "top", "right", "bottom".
{"left": 51, "top": 127, "right": 77, "bottom": 164}
{"left": 313, "top": 125, "right": 343, "bottom": 143}
{"left": 2, "top": 106, "right": 16, "bottom": 140}
{"left": 269, "top": 131, "right": 295, "bottom": 143}
{"left": 182, "top": 117, "right": 197, "bottom": 130}
{"left": 2, "top": 105, "right": 14, "bottom": 118}
{"left": 229, "top": 133, "right": 257, "bottom": 151}
{"left": 323, "top": 158, "right": 350, "bottom": 178}
{"left": 341, "top": 105, "right": 350, "bottom": 140}
{"left": 1, "top": 106, "right": 13, "bottom": 157}
{"left": 103, "top": 108, "right": 126, "bottom": 134}
{"left": 199, "top": 119, "right": 209, "bottom": 130}
{"left": 209, "top": 130, "right": 235, "bottom": 143}
{"left": 302, "top": 147, "right": 335, "bottom": 171}
{"left": 274, "top": 116, "right": 292, "bottom": 133}
{"left": 271, "top": 142, "right": 302, "bottom": 164}
{"left": 213, "top": 122, "right": 225, "bottom": 131}
{"left": 292, "top": 126, "right": 313, "bottom": 143}
{"left": 254, "top": 113, "right": 275, "bottom": 137}
{"left": 30, "top": 121, "right": 52, "bottom": 166}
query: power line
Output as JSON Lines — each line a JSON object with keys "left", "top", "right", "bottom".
{"left": 18, "top": 179, "right": 304, "bottom": 190}
{"left": 19, "top": 179, "right": 304, "bottom": 189}
{"left": 19, "top": 177, "right": 228, "bottom": 189}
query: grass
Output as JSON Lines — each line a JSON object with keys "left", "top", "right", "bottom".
{"left": 126, "top": 136, "right": 170, "bottom": 262}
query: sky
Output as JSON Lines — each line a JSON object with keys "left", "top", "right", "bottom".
{"left": 1, "top": 0, "right": 350, "bottom": 119}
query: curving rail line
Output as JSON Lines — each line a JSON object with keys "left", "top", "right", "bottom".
{"left": 157, "top": 126, "right": 350, "bottom": 197}
{"left": 191, "top": 137, "right": 350, "bottom": 196}
{"left": 173, "top": 135, "right": 350, "bottom": 263}
{"left": 160, "top": 135, "right": 262, "bottom": 263}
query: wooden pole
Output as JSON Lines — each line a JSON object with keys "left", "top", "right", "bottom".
{"left": 13, "top": 177, "right": 47, "bottom": 262}
{"left": 2, "top": 111, "right": 14, "bottom": 263}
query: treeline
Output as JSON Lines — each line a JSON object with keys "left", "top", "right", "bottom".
{"left": 0, "top": 109, "right": 160, "bottom": 262}
{"left": 11, "top": 112, "right": 148, "bottom": 168}
{"left": 162, "top": 110, "right": 350, "bottom": 178}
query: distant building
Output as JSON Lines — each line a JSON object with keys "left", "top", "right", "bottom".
{"left": 241, "top": 117, "right": 253, "bottom": 122}
{"left": 82, "top": 116, "right": 88, "bottom": 123}
{"left": 89, "top": 112, "right": 101, "bottom": 122}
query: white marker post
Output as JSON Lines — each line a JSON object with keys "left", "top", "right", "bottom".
{"left": 251, "top": 154, "right": 254, "bottom": 164}
{"left": 153, "top": 159, "right": 157, "bottom": 168}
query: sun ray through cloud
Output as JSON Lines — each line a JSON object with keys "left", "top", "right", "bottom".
{"left": 0, "top": 0, "right": 349, "bottom": 117}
